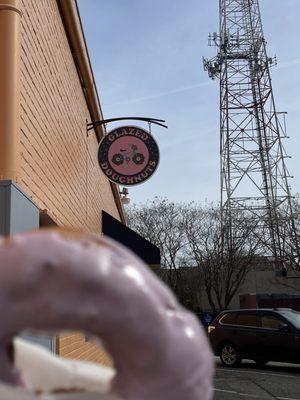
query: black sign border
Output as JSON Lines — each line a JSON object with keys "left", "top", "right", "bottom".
{"left": 98, "top": 125, "right": 160, "bottom": 186}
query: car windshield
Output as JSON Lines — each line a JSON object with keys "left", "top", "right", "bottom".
{"left": 281, "top": 310, "right": 300, "bottom": 329}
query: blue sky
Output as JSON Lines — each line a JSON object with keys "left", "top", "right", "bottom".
{"left": 77, "top": 0, "right": 300, "bottom": 205}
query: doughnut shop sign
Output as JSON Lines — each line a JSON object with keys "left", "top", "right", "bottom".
{"left": 98, "top": 126, "right": 160, "bottom": 186}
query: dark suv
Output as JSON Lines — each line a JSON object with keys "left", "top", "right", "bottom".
{"left": 208, "top": 308, "right": 300, "bottom": 367}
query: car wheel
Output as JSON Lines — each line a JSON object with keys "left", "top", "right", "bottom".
{"left": 220, "top": 343, "right": 241, "bottom": 367}
{"left": 254, "top": 359, "right": 268, "bottom": 367}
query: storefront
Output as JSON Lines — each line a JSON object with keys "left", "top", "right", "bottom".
{"left": 0, "top": 0, "right": 126, "bottom": 365}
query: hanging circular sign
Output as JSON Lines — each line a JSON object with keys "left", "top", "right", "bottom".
{"left": 98, "top": 126, "right": 160, "bottom": 186}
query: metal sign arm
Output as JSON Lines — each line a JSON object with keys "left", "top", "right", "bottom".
{"left": 87, "top": 117, "right": 168, "bottom": 132}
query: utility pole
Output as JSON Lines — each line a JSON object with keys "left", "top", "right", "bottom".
{"left": 203, "top": 0, "right": 300, "bottom": 272}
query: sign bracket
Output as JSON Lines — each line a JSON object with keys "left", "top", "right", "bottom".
{"left": 87, "top": 117, "right": 168, "bottom": 133}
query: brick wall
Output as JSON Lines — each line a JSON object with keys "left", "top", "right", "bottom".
{"left": 19, "top": 0, "right": 120, "bottom": 231}
{"left": 58, "top": 333, "right": 113, "bottom": 366}
{"left": 19, "top": 0, "right": 117, "bottom": 365}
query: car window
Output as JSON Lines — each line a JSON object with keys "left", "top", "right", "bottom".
{"left": 280, "top": 310, "right": 300, "bottom": 329}
{"left": 261, "top": 315, "right": 283, "bottom": 330}
{"left": 236, "top": 313, "right": 259, "bottom": 327}
{"left": 219, "top": 313, "right": 237, "bottom": 325}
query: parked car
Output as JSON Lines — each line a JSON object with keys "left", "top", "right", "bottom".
{"left": 208, "top": 308, "right": 300, "bottom": 367}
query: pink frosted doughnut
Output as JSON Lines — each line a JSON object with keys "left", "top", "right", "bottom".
{"left": 0, "top": 230, "right": 214, "bottom": 400}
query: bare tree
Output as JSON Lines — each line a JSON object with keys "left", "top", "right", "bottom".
{"left": 126, "top": 198, "right": 188, "bottom": 297}
{"left": 182, "top": 204, "right": 260, "bottom": 312}
{"left": 127, "top": 198, "right": 261, "bottom": 313}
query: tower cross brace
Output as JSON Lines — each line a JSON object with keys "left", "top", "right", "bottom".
{"left": 204, "top": 0, "right": 300, "bottom": 270}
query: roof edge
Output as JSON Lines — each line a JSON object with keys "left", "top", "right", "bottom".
{"left": 57, "top": 0, "right": 126, "bottom": 224}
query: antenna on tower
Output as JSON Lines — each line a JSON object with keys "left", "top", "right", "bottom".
{"left": 204, "top": 0, "right": 300, "bottom": 273}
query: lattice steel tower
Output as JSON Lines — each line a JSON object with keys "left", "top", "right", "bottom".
{"left": 204, "top": 0, "right": 299, "bottom": 269}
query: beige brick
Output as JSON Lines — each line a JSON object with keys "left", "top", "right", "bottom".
{"left": 19, "top": 0, "right": 120, "bottom": 233}
{"left": 19, "top": 0, "right": 120, "bottom": 365}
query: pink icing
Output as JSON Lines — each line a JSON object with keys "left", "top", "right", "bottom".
{"left": 0, "top": 230, "right": 214, "bottom": 400}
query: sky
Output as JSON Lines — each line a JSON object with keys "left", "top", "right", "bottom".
{"left": 77, "top": 0, "right": 300, "bottom": 206}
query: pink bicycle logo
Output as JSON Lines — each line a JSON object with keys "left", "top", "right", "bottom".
{"left": 111, "top": 144, "right": 145, "bottom": 166}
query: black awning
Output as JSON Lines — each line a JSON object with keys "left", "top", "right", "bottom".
{"left": 102, "top": 210, "right": 160, "bottom": 266}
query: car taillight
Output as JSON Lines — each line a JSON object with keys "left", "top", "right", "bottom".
{"left": 208, "top": 325, "right": 215, "bottom": 334}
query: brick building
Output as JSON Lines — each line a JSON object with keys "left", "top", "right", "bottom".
{"left": 0, "top": 0, "right": 125, "bottom": 365}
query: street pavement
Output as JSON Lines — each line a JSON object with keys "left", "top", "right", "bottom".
{"left": 213, "top": 357, "right": 300, "bottom": 399}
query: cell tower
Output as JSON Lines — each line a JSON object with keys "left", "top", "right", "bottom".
{"left": 203, "top": 0, "right": 300, "bottom": 271}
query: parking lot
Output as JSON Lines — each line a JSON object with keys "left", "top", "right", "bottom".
{"left": 214, "top": 358, "right": 300, "bottom": 399}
